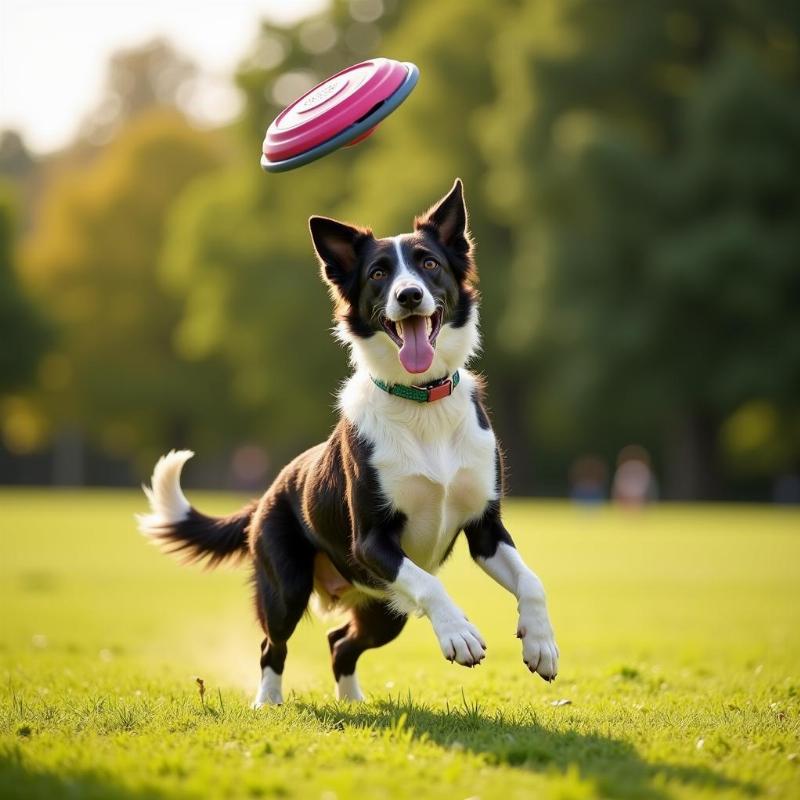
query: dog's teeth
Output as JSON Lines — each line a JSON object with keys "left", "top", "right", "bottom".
{"left": 425, "top": 317, "right": 432, "bottom": 336}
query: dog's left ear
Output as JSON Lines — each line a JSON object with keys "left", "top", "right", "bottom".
{"left": 309, "top": 216, "right": 372, "bottom": 295}
{"left": 415, "top": 178, "right": 471, "bottom": 255}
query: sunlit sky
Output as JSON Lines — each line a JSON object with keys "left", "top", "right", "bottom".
{"left": 0, "top": 0, "right": 327, "bottom": 154}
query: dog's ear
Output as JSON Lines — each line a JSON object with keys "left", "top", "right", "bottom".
{"left": 415, "top": 178, "right": 471, "bottom": 255}
{"left": 309, "top": 216, "right": 372, "bottom": 294}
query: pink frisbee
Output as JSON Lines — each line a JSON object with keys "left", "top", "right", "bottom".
{"left": 261, "top": 58, "right": 420, "bottom": 173}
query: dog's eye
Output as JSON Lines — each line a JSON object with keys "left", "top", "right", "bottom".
{"left": 370, "top": 268, "right": 387, "bottom": 281}
{"left": 422, "top": 258, "right": 439, "bottom": 271}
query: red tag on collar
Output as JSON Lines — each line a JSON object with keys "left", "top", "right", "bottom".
{"left": 427, "top": 379, "right": 453, "bottom": 402}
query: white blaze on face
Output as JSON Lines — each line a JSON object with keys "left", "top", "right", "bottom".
{"left": 384, "top": 236, "right": 436, "bottom": 321}
{"left": 383, "top": 236, "right": 438, "bottom": 374}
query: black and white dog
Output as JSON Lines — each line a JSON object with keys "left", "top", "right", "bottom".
{"left": 139, "top": 179, "right": 558, "bottom": 705}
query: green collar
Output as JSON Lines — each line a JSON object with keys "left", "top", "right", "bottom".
{"left": 371, "top": 371, "right": 460, "bottom": 403}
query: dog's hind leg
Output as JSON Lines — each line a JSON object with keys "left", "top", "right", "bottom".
{"left": 251, "top": 497, "right": 315, "bottom": 708}
{"left": 327, "top": 600, "right": 407, "bottom": 701}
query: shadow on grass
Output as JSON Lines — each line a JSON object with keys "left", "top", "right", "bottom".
{"left": 296, "top": 696, "right": 761, "bottom": 800}
{"left": 0, "top": 748, "right": 167, "bottom": 800}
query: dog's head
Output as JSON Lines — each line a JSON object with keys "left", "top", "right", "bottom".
{"left": 309, "top": 179, "right": 479, "bottom": 384}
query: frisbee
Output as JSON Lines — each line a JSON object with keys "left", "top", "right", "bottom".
{"left": 261, "top": 58, "right": 419, "bottom": 173}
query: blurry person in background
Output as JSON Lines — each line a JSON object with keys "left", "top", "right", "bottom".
{"left": 569, "top": 454, "right": 608, "bottom": 506}
{"left": 773, "top": 473, "right": 800, "bottom": 505}
{"left": 612, "top": 445, "right": 658, "bottom": 508}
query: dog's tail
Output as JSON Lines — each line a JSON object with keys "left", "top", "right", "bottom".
{"left": 137, "top": 450, "right": 257, "bottom": 568}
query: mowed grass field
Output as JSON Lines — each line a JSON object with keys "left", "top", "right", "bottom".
{"left": 1, "top": 490, "right": 799, "bottom": 800}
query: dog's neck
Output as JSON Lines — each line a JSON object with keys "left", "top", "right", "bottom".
{"left": 338, "top": 365, "right": 480, "bottom": 446}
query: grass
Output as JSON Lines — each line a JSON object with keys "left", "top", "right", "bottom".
{"left": 1, "top": 489, "right": 799, "bottom": 800}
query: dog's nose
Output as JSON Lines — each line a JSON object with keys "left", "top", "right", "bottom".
{"left": 396, "top": 286, "right": 424, "bottom": 309}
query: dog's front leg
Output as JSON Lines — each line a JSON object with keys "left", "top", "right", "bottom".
{"left": 465, "top": 502, "right": 559, "bottom": 681}
{"left": 355, "top": 527, "right": 486, "bottom": 667}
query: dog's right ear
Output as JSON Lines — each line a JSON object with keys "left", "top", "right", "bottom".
{"left": 415, "top": 178, "right": 470, "bottom": 256}
{"left": 309, "top": 216, "right": 372, "bottom": 294}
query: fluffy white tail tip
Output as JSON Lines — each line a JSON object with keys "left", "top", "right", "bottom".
{"left": 137, "top": 449, "right": 194, "bottom": 532}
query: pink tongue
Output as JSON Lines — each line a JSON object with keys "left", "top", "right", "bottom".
{"left": 398, "top": 315, "right": 434, "bottom": 374}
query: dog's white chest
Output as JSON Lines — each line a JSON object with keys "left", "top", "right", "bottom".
{"left": 387, "top": 451, "right": 495, "bottom": 572}
{"left": 343, "top": 371, "right": 497, "bottom": 573}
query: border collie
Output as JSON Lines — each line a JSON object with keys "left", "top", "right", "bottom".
{"left": 139, "top": 179, "right": 558, "bottom": 705}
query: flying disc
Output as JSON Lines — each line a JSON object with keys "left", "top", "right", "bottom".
{"left": 261, "top": 58, "right": 419, "bottom": 173}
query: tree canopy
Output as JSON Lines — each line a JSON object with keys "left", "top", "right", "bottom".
{"left": 481, "top": 0, "right": 800, "bottom": 495}
{"left": 5, "top": 0, "right": 799, "bottom": 497}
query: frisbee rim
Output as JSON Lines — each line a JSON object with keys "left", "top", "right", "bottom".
{"left": 260, "top": 62, "right": 419, "bottom": 174}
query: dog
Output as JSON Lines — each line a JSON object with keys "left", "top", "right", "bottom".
{"left": 138, "top": 179, "right": 558, "bottom": 706}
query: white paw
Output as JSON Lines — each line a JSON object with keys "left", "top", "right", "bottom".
{"left": 434, "top": 614, "right": 487, "bottom": 667}
{"left": 517, "top": 607, "right": 558, "bottom": 681}
{"left": 251, "top": 688, "right": 283, "bottom": 709}
{"left": 336, "top": 673, "right": 364, "bottom": 702}
{"left": 252, "top": 667, "right": 283, "bottom": 707}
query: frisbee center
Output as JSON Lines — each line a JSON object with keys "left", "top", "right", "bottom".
{"left": 298, "top": 76, "right": 349, "bottom": 112}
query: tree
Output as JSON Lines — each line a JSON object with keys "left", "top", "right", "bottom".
{"left": 0, "top": 131, "right": 35, "bottom": 183}
{"left": 0, "top": 183, "right": 48, "bottom": 395}
{"left": 482, "top": 0, "right": 800, "bottom": 497}
{"left": 79, "top": 39, "right": 198, "bottom": 146}
{"left": 21, "top": 111, "right": 233, "bottom": 468}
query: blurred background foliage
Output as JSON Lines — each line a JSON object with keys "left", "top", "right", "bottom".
{"left": 1, "top": 0, "right": 798, "bottom": 499}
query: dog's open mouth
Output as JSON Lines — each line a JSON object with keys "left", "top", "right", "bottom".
{"left": 381, "top": 308, "right": 443, "bottom": 374}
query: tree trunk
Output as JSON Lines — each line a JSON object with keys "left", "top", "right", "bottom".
{"left": 663, "top": 411, "right": 720, "bottom": 500}
{"left": 489, "top": 374, "right": 537, "bottom": 496}
{"left": 51, "top": 426, "right": 85, "bottom": 486}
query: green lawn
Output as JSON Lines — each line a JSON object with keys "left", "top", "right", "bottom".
{"left": 1, "top": 490, "right": 798, "bottom": 800}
